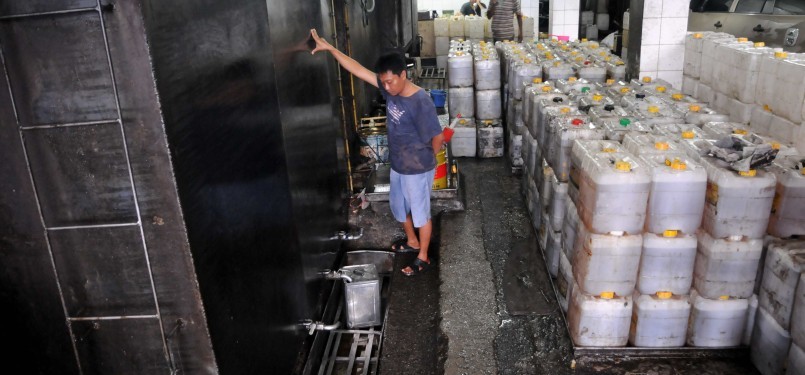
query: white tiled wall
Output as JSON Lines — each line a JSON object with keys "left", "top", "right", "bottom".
{"left": 638, "top": 0, "right": 690, "bottom": 89}
{"left": 418, "top": 0, "right": 539, "bottom": 36}
{"left": 548, "top": 0, "right": 579, "bottom": 41}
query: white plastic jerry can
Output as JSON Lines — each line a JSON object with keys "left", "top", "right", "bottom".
{"left": 750, "top": 306, "right": 792, "bottom": 375}
{"left": 698, "top": 156, "right": 776, "bottom": 240}
{"left": 568, "top": 281, "right": 632, "bottom": 347}
{"left": 758, "top": 242, "right": 805, "bottom": 330}
{"left": 575, "top": 152, "right": 651, "bottom": 234}
{"left": 572, "top": 224, "right": 642, "bottom": 297}
{"left": 638, "top": 232, "right": 697, "bottom": 295}
{"left": 767, "top": 154, "right": 805, "bottom": 238}
{"left": 629, "top": 291, "right": 691, "bottom": 348}
{"left": 687, "top": 289, "right": 748, "bottom": 347}
{"left": 693, "top": 230, "right": 764, "bottom": 299}
{"left": 641, "top": 154, "right": 707, "bottom": 235}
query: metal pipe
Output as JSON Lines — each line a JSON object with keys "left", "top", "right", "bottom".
{"left": 344, "top": 5, "right": 361, "bottom": 134}
{"left": 330, "top": 0, "right": 354, "bottom": 193}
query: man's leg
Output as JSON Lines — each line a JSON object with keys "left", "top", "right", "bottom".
{"left": 402, "top": 214, "right": 420, "bottom": 249}
{"left": 400, "top": 169, "right": 435, "bottom": 275}
{"left": 401, "top": 218, "right": 431, "bottom": 275}
{"left": 389, "top": 169, "right": 421, "bottom": 251}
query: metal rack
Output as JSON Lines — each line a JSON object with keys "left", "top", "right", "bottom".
{"left": 418, "top": 67, "right": 446, "bottom": 90}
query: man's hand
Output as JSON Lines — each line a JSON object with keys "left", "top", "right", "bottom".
{"left": 309, "top": 29, "right": 333, "bottom": 55}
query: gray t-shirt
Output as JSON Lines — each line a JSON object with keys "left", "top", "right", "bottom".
{"left": 377, "top": 79, "right": 442, "bottom": 175}
{"left": 491, "top": 0, "right": 521, "bottom": 40}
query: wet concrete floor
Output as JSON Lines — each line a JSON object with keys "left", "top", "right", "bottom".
{"left": 348, "top": 157, "right": 760, "bottom": 375}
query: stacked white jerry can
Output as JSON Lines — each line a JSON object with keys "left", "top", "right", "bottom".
{"left": 790, "top": 273, "right": 805, "bottom": 375}
{"left": 687, "top": 290, "right": 749, "bottom": 347}
{"left": 450, "top": 117, "right": 477, "bottom": 158}
{"left": 767, "top": 154, "right": 805, "bottom": 238}
{"left": 544, "top": 115, "right": 604, "bottom": 183}
{"left": 752, "top": 242, "right": 805, "bottom": 375}
{"left": 756, "top": 49, "right": 805, "bottom": 126}
{"left": 434, "top": 17, "right": 450, "bottom": 69}
{"left": 476, "top": 119, "right": 504, "bottom": 158}
{"left": 599, "top": 116, "right": 649, "bottom": 142}
{"left": 567, "top": 149, "right": 649, "bottom": 347}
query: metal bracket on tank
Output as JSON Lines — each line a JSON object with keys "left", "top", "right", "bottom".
{"left": 300, "top": 319, "right": 341, "bottom": 335}
{"left": 330, "top": 227, "right": 364, "bottom": 241}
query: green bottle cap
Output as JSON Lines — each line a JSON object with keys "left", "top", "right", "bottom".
{"left": 619, "top": 118, "right": 631, "bottom": 127}
{"left": 581, "top": 87, "right": 591, "bottom": 93}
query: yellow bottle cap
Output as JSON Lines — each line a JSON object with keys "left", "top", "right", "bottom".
{"left": 656, "top": 86, "right": 667, "bottom": 93}
{"left": 733, "top": 129, "right": 748, "bottom": 135}
{"left": 739, "top": 169, "right": 757, "bottom": 177}
{"left": 648, "top": 106, "right": 660, "bottom": 113}
{"left": 754, "top": 42, "right": 765, "bottom": 47}
{"left": 689, "top": 105, "right": 701, "bottom": 112}
{"left": 764, "top": 104, "right": 773, "bottom": 112}
{"left": 656, "top": 291, "right": 673, "bottom": 299}
{"left": 554, "top": 61, "right": 561, "bottom": 67}
{"left": 642, "top": 76, "right": 652, "bottom": 83}
{"left": 600, "top": 291, "right": 615, "bottom": 299}
{"left": 606, "top": 79, "right": 615, "bottom": 85}
{"left": 600, "top": 51, "right": 608, "bottom": 56}
{"left": 455, "top": 51, "right": 464, "bottom": 56}
{"left": 602, "top": 147, "right": 617, "bottom": 153}
{"left": 459, "top": 119, "right": 467, "bottom": 124}
{"left": 719, "top": 295, "right": 730, "bottom": 300}
{"left": 524, "top": 58, "right": 532, "bottom": 63}
{"left": 775, "top": 51, "right": 789, "bottom": 59}
{"left": 569, "top": 77, "right": 577, "bottom": 82}
{"left": 591, "top": 42, "right": 599, "bottom": 49}
{"left": 682, "top": 130, "right": 695, "bottom": 139}
{"left": 655, "top": 141, "right": 669, "bottom": 150}
{"left": 571, "top": 51, "right": 578, "bottom": 56}
{"left": 593, "top": 94, "right": 604, "bottom": 101}
{"left": 533, "top": 77, "right": 543, "bottom": 84}
{"left": 662, "top": 230, "right": 679, "bottom": 238}
{"left": 771, "top": 142, "right": 780, "bottom": 150}
{"left": 620, "top": 87, "right": 630, "bottom": 93}
{"left": 615, "top": 161, "right": 632, "bottom": 171}
{"left": 581, "top": 38, "right": 588, "bottom": 42}
{"left": 801, "top": 167, "right": 805, "bottom": 175}
{"left": 737, "top": 37, "right": 749, "bottom": 42}
{"left": 671, "top": 160, "right": 687, "bottom": 171}
{"left": 575, "top": 57, "right": 583, "bottom": 62}
{"left": 560, "top": 107, "right": 571, "bottom": 113}
{"left": 542, "top": 85, "right": 552, "bottom": 92}
{"left": 604, "top": 56, "right": 612, "bottom": 62}
{"left": 616, "top": 60, "right": 625, "bottom": 65}
{"left": 484, "top": 120, "right": 492, "bottom": 124}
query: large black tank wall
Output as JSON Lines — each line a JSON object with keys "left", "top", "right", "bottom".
{"left": 1, "top": 1, "right": 217, "bottom": 374}
{"left": 141, "top": 0, "right": 346, "bottom": 373}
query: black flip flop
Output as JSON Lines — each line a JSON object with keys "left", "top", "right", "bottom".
{"left": 391, "top": 238, "right": 420, "bottom": 253}
{"left": 402, "top": 257, "right": 432, "bottom": 277}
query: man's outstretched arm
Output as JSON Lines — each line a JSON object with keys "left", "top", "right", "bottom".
{"left": 309, "top": 29, "right": 378, "bottom": 87}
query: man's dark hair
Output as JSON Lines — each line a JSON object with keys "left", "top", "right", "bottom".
{"left": 374, "top": 52, "right": 406, "bottom": 75}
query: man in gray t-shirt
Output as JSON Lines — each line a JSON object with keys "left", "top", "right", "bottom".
{"left": 487, "top": 0, "right": 523, "bottom": 42}
{"left": 309, "top": 29, "right": 444, "bottom": 277}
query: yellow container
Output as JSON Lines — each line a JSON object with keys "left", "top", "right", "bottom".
{"left": 433, "top": 149, "right": 448, "bottom": 190}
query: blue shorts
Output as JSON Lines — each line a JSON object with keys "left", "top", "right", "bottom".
{"left": 389, "top": 168, "right": 434, "bottom": 228}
